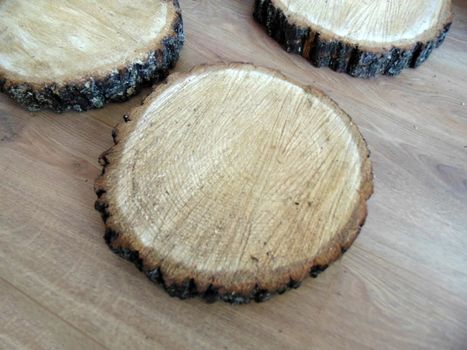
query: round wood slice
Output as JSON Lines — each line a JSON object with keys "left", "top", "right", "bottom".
{"left": 0, "top": 0, "right": 183, "bottom": 112}
{"left": 254, "top": 0, "right": 453, "bottom": 78}
{"left": 95, "top": 63, "right": 373, "bottom": 303}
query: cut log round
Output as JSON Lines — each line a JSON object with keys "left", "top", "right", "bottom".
{"left": 0, "top": 0, "right": 184, "bottom": 112}
{"left": 95, "top": 63, "right": 373, "bottom": 303}
{"left": 254, "top": 0, "right": 453, "bottom": 78}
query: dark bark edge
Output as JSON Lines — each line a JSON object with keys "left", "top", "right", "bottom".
{"left": 253, "top": 0, "right": 452, "bottom": 78}
{"left": 0, "top": 0, "right": 184, "bottom": 113}
{"left": 95, "top": 196, "right": 332, "bottom": 304}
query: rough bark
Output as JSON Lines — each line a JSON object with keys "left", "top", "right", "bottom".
{"left": 253, "top": 0, "right": 452, "bottom": 78}
{"left": 0, "top": 1, "right": 184, "bottom": 113}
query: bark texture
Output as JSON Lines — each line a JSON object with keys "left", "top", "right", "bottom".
{"left": 0, "top": 1, "right": 184, "bottom": 113}
{"left": 253, "top": 0, "right": 452, "bottom": 78}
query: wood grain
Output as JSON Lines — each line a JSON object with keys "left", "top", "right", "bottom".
{"left": 1, "top": 0, "right": 467, "bottom": 349}
{"left": 95, "top": 63, "right": 373, "bottom": 302}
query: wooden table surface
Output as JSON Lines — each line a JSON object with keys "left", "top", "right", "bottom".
{"left": 1, "top": 1, "right": 466, "bottom": 349}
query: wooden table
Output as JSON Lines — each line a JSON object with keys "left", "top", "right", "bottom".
{"left": 1, "top": 1, "right": 466, "bottom": 349}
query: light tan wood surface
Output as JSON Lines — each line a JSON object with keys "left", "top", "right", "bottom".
{"left": 1, "top": 0, "right": 466, "bottom": 349}
{"left": 0, "top": 0, "right": 172, "bottom": 82}
{"left": 95, "top": 63, "right": 373, "bottom": 301}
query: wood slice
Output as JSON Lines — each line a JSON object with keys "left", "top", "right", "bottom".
{"left": 95, "top": 63, "right": 373, "bottom": 303}
{"left": 254, "top": 0, "right": 452, "bottom": 78}
{"left": 0, "top": 0, "right": 183, "bottom": 112}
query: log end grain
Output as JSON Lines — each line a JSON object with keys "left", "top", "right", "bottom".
{"left": 95, "top": 63, "right": 374, "bottom": 303}
{"left": 253, "top": 0, "right": 452, "bottom": 78}
{"left": 0, "top": 0, "right": 184, "bottom": 112}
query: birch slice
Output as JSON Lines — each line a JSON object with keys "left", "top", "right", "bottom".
{"left": 95, "top": 63, "right": 373, "bottom": 303}
{"left": 0, "top": 0, "right": 183, "bottom": 112}
{"left": 254, "top": 0, "right": 453, "bottom": 78}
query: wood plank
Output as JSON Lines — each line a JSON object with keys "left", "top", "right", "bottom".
{"left": 0, "top": 0, "right": 466, "bottom": 349}
{"left": 0, "top": 278, "right": 105, "bottom": 350}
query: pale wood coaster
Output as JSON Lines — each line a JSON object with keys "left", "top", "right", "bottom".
{"left": 95, "top": 63, "right": 373, "bottom": 303}
{"left": 254, "top": 0, "right": 452, "bottom": 78}
{"left": 0, "top": 0, "right": 183, "bottom": 112}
